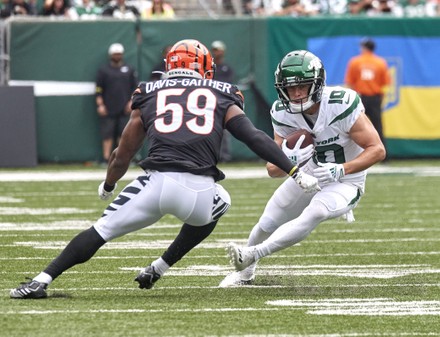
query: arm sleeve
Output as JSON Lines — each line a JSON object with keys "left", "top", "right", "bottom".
{"left": 226, "top": 114, "right": 297, "bottom": 176}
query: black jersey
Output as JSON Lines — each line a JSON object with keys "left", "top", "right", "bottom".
{"left": 96, "top": 63, "right": 138, "bottom": 117}
{"left": 132, "top": 77, "right": 244, "bottom": 181}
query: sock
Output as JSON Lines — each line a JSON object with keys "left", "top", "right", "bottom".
{"left": 33, "top": 272, "right": 53, "bottom": 285}
{"left": 236, "top": 224, "right": 271, "bottom": 279}
{"left": 161, "top": 221, "right": 217, "bottom": 267}
{"left": 43, "top": 226, "right": 106, "bottom": 280}
{"left": 150, "top": 257, "right": 170, "bottom": 276}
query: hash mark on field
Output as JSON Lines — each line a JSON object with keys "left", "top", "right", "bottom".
{"left": 0, "top": 197, "right": 23, "bottom": 203}
{"left": 266, "top": 298, "right": 440, "bottom": 316}
{"left": 0, "top": 207, "right": 95, "bottom": 215}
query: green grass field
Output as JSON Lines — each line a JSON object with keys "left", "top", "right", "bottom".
{"left": 1, "top": 162, "right": 439, "bottom": 337}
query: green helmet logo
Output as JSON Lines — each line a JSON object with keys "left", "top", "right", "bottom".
{"left": 274, "top": 50, "right": 326, "bottom": 113}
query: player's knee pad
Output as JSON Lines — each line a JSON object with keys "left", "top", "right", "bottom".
{"left": 313, "top": 186, "right": 360, "bottom": 218}
{"left": 258, "top": 215, "right": 280, "bottom": 234}
{"left": 211, "top": 184, "right": 231, "bottom": 221}
{"left": 303, "top": 199, "right": 330, "bottom": 222}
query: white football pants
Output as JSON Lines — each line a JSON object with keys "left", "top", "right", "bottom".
{"left": 251, "top": 176, "right": 361, "bottom": 259}
{"left": 94, "top": 171, "right": 231, "bottom": 241}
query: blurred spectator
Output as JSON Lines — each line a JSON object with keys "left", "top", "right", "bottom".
{"left": 142, "top": 0, "right": 174, "bottom": 19}
{"left": 393, "top": 0, "right": 434, "bottom": 16}
{"left": 102, "top": 0, "right": 140, "bottom": 19}
{"left": 425, "top": 0, "right": 439, "bottom": 15}
{"left": 345, "top": 38, "right": 390, "bottom": 157}
{"left": 211, "top": 40, "right": 235, "bottom": 162}
{"left": 1, "top": 0, "right": 36, "bottom": 17}
{"left": 73, "top": 0, "right": 102, "bottom": 19}
{"left": 319, "top": 0, "right": 348, "bottom": 14}
{"left": 368, "top": 0, "right": 395, "bottom": 13}
{"left": 243, "top": 0, "right": 283, "bottom": 15}
{"left": 211, "top": 40, "right": 234, "bottom": 84}
{"left": 346, "top": 0, "right": 374, "bottom": 14}
{"left": 273, "top": 0, "right": 313, "bottom": 16}
{"left": 0, "top": 0, "right": 7, "bottom": 18}
{"left": 301, "top": 0, "right": 323, "bottom": 14}
{"left": 222, "top": 0, "right": 241, "bottom": 14}
{"left": 95, "top": 43, "right": 138, "bottom": 163}
{"left": 41, "top": 0, "right": 77, "bottom": 18}
{"left": 149, "top": 44, "right": 171, "bottom": 81}
{"left": 11, "top": 0, "right": 37, "bottom": 15}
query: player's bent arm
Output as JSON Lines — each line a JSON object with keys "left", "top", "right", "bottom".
{"left": 344, "top": 112, "right": 386, "bottom": 175}
{"left": 266, "top": 132, "right": 289, "bottom": 178}
{"left": 105, "top": 109, "right": 146, "bottom": 186}
{"left": 225, "top": 105, "right": 297, "bottom": 177}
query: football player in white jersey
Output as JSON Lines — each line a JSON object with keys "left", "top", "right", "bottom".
{"left": 220, "top": 50, "right": 386, "bottom": 287}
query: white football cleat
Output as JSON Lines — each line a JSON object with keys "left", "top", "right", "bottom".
{"left": 219, "top": 271, "right": 255, "bottom": 288}
{"left": 227, "top": 242, "right": 257, "bottom": 271}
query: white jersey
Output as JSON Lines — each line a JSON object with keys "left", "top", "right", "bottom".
{"left": 270, "top": 86, "right": 367, "bottom": 191}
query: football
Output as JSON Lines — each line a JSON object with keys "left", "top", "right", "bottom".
{"left": 285, "top": 129, "right": 314, "bottom": 149}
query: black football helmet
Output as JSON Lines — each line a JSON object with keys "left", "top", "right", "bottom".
{"left": 274, "top": 50, "right": 326, "bottom": 113}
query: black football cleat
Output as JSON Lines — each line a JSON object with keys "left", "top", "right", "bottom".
{"left": 10, "top": 278, "right": 48, "bottom": 299}
{"left": 134, "top": 265, "right": 161, "bottom": 289}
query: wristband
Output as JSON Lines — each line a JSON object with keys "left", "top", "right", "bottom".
{"left": 288, "top": 166, "right": 298, "bottom": 178}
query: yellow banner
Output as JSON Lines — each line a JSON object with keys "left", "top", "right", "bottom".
{"left": 383, "top": 87, "right": 440, "bottom": 139}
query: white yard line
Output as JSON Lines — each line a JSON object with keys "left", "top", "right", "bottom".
{"left": 2, "top": 251, "right": 440, "bottom": 260}
{"left": 3, "top": 263, "right": 440, "bottom": 279}
{"left": 267, "top": 298, "right": 440, "bottom": 316}
{"left": 1, "top": 165, "right": 440, "bottom": 182}
{"left": 1, "top": 298, "right": 440, "bottom": 317}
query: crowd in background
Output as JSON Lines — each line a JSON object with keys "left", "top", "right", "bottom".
{"left": 0, "top": 0, "right": 175, "bottom": 19}
{"left": 1, "top": 0, "right": 440, "bottom": 19}
{"left": 241, "top": 0, "right": 440, "bottom": 16}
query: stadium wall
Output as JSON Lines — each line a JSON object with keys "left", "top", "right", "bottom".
{"left": 6, "top": 17, "right": 440, "bottom": 163}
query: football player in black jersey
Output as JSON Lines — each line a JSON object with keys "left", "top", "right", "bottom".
{"left": 10, "top": 39, "right": 319, "bottom": 299}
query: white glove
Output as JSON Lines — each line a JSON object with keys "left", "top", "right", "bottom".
{"left": 98, "top": 181, "right": 117, "bottom": 200}
{"left": 313, "top": 162, "right": 345, "bottom": 184}
{"left": 293, "top": 171, "right": 321, "bottom": 193}
{"left": 281, "top": 136, "right": 314, "bottom": 166}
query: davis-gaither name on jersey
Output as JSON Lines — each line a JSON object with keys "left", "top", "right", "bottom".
{"left": 144, "top": 77, "right": 233, "bottom": 94}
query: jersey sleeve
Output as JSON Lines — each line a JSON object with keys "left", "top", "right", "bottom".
{"left": 270, "top": 100, "right": 295, "bottom": 138}
{"left": 131, "top": 82, "right": 147, "bottom": 110}
{"left": 229, "top": 85, "right": 244, "bottom": 110}
{"left": 329, "top": 89, "right": 364, "bottom": 133}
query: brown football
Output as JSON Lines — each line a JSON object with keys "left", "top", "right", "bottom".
{"left": 285, "top": 129, "right": 314, "bottom": 149}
